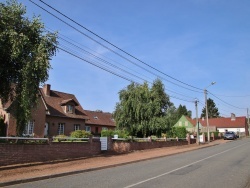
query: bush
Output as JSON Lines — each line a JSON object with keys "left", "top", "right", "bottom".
{"left": 101, "top": 129, "right": 129, "bottom": 138}
{"left": 101, "top": 129, "right": 114, "bottom": 137}
{"left": 168, "top": 126, "right": 187, "bottom": 138}
{"left": 70, "top": 130, "right": 91, "bottom": 138}
{"left": 212, "top": 131, "right": 219, "bottom": 137}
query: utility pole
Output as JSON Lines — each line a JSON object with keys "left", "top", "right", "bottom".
{"left": 204, "top": 82, "right": 216, "bottom": 142}
{"left": 247, "top": 108, "right": 249, "bottom": 136}
{"left": 195, "top": 99, "right": 200, "bottom": 145}
{"left": 204, "top": 89, "right": 210, "bottom": 142}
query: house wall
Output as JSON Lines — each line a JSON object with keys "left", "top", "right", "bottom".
{"left": 217, "top": 128, "right": 245, "bottom": 133}
{"left": 174, "top": 116, "right": 194, "bottom": 132}
{"left": 31, "top": 97, "right": 46, "bottom": 137}
{"left": 46, "top": 116, "right": 86, "bottom": 136}
{"left": 0, "top": 141, "right": 101, "bottom": 166}
{"left": 0, "top": 97, "right": 46, "bottom": 137}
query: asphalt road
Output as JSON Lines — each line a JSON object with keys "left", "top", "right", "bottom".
{"left": 4, "top": 138, "right": 250, "bottom": 188}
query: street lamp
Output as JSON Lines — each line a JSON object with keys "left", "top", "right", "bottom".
{"left": 204, "top": 82, "right": 216, "bottom": 142}
{"left": 195, "top": 99, "right": 200, "bottom": 145}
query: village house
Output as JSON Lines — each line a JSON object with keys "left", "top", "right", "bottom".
{"left": 0, "top": 84, "right": 116, "bottom": 137}
{"left": 174, "top": 114, "right": 249, "bottom": 136}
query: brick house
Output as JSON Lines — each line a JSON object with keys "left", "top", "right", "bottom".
{"left": 84, "top": 110, "right": 116, "bottom": 136}
{"left": 0, "top": 84, "right": 116, "bottom": 137}
{"left": 40, "top": 84, "right": 89, "bottom": 137}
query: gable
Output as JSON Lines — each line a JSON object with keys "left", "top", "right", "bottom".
{"left": 40, "top": 88, "right": 88, "bottom": 120}
{"left": 174, "top": 115, "right": 195, "bottom": 128}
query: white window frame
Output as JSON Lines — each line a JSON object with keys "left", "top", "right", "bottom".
{"left": 85, "top": 126, "right": 91, "bottom": 132}
{"left": 102, "top": 127, "right": 108, "bottom": 131}
{"left": 74, "top": 124, "right": 80, "bottom": 131}
{"left": 58, "top": 123, "right": 65, "bottom": 135}
{"left": 23, "top": 121, "right": 34, "bottom": 136}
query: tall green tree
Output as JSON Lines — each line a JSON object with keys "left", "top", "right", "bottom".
{"left": 200, "top": 98, "right": 220, "bottom": 118}
{"left": 0, "top": 0, "right": 57, "bottom": 135}
{"left": 114, "top": 79, "right": 174, "bottom": 137}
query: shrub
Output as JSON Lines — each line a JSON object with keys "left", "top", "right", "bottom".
{"left": 101, "top": 129, "right": 114, "bottom": 137}
{"left": 70, "top": 130, "right": 91, "bottom": 138}
{"left": 101, "top": 129, "right": 129, "bottom": 138}
{"left": 168, "top": 126, "right": 187, "bottom": 138}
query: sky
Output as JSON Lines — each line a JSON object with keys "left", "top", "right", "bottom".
{"left": 3, "top": 0, "right": 250, "bottom": 118}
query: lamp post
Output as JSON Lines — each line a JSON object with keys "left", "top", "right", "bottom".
{"left": 204, "top": 82, "right": 216, "bottom": 142}
{"left": 195, "top": 99, "right": 200, "bottom": 145}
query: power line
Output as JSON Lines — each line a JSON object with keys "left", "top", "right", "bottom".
{"left": 209, "top": 92, "right": 247, "bottom": 110}
{"left": 57, "top": 33, "right": 197, "bottom": 100}
{"left": 31, "top": 0, "right": 204, "bottom": 92}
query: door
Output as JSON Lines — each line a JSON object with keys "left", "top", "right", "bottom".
{"left": 44, "top": 123, "right": 48, "bottom": 137}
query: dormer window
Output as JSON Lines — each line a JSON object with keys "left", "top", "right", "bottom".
{"left": 94, "top": 116, "right": 98, "bottom": 119}
{"left": 61, "top": 98, "right": 78, "bottom": 114}
{"left": 66, "top": 104, "right": 74, "bottom": 114}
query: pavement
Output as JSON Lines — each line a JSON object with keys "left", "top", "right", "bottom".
{"left": 0, "top": 139, "right": 230, "bottom": 187}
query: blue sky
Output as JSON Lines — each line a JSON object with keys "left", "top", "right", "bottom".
{"left": 5, "top": 0, "right": 250, "bottom": 118}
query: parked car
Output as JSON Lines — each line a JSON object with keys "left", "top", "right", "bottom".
{"left": 224, "top": 131, "right": 237, "bottom": 140}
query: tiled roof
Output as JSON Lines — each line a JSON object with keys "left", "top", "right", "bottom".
{"left": 40, "top": 88, "right": 88, "bottom": 120}
{"left": 187, "top": 116, "right": 247, "bottom": 128}
{"left": 185, "top": 116, "right": 197, "bottom": 126}
{"left": 60, "top": 99, "right": 79, "bottom": 106}
{"left": 199, "top": 116, "right": 246, "bottom": 128}
{"left": 84, "top": 110, "right": 116, "bottom": 127}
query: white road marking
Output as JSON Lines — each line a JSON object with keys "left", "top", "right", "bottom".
{"left": 124, "top": 142, "right": 247, "bottom": 188}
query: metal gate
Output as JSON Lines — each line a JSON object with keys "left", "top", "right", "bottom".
{"left": 100, "top": 137, "right": 108, "bottom": 151}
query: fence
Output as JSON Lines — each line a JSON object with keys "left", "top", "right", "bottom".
{"left": 0, "top": 136, "right": 101, "bottom": 166}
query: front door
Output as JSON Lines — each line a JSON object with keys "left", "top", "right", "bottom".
{"left": 44, "top": 123, "right": 48, "bottom": 137}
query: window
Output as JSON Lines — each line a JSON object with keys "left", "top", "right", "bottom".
{"left": 179, "top": 122, "right": 182, "bottom": 126}
{"left": 102, "top": 127, "right": 108, "bottom": 130}
{"left": 66, "top": 105, "right": 74, "bottom": 113}
{"left": 58, "top": 123, "right": 65, "bottom": 135}
{"left": 185, "top": 121, "right": 188, "bottom": 126}
{"left": 94, "top": 116, "right": 98, "bottom": 119}
{"left": 23, "top": 121, "right": 34, "bottom": 136}
{"left": 74, "top": 124, "right": 80, "bottom": 131}
{"left": 85, "top": 126, "right": 91, "bottom": 132}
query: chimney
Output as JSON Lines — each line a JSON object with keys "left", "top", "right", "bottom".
{"left": 231, "top": 113, "right": 236, "bottom": 121}
{"left": 43, "top": 84, "right": 51, "bottom": 96}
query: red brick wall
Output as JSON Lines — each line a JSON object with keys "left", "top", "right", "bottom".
{"left": 0, "top": 141, "right": 101, "bottom": 166}
{"left": 110, "top": 140, "right": 188, "bottom": 153}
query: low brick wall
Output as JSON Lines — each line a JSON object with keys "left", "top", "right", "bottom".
{"left": 0, "top": 141, "right": 101, "bottom": 166}
{"left": 111, "top": 140, "right": 188, "bottom": 153}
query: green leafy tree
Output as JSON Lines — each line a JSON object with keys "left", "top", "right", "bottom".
{"left": 114, "top": 79, "right": 173, "bottom": 137}
{"left": 0, "top": 0, "right": 57, "bottom": 135}
{"left": 200, "top": 98, "right": 220, "bottom": 118}
{"left": 176, "top": 105, "right": 192, "bottom": 118}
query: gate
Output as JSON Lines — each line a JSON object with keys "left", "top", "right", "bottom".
{"left": 100, "top": 137, "right": 108, "bottom": 151}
